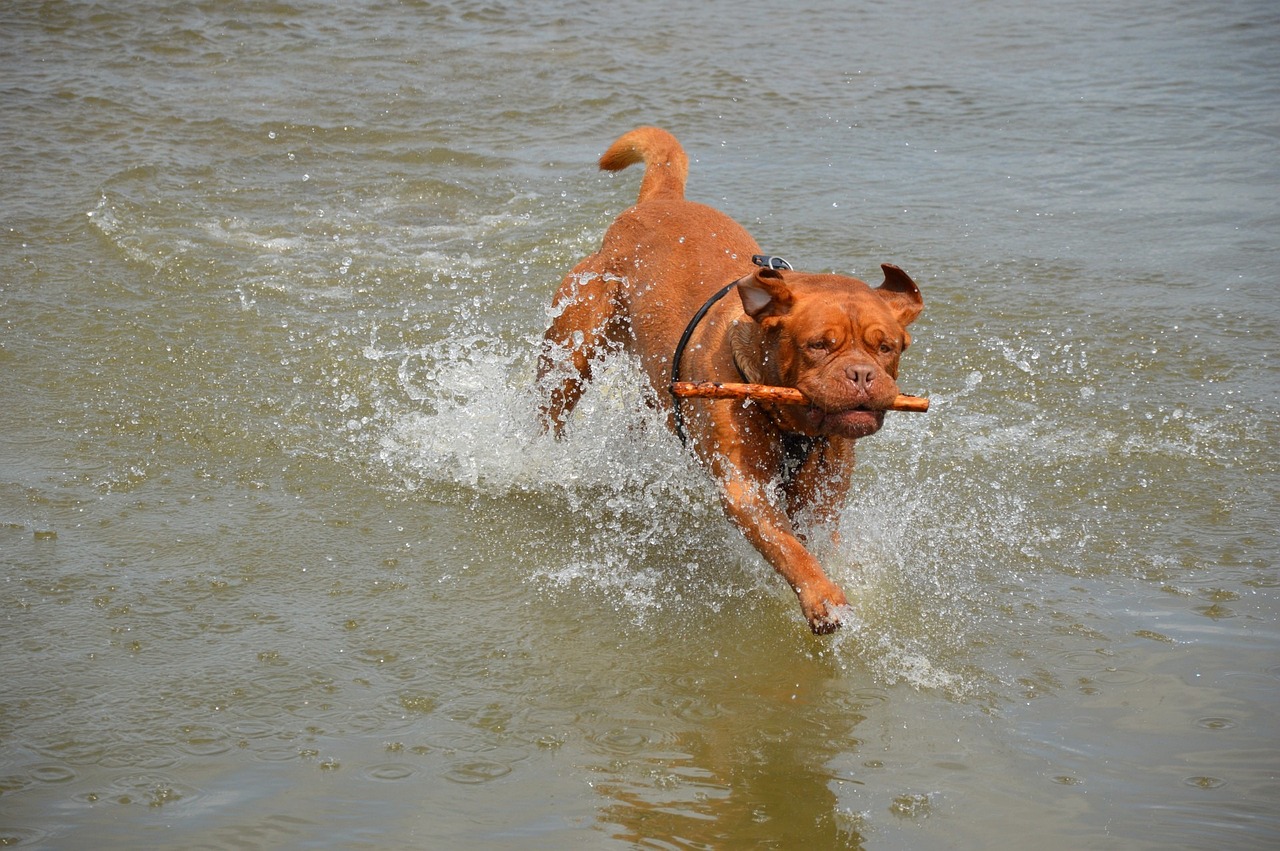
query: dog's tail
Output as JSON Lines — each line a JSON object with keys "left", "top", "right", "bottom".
{"left": 599, "top": 127, "right": 688, "bottom": 203}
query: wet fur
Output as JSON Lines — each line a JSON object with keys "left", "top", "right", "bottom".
{"left": 537, "top": 127, "right": 923, "bottom": 634}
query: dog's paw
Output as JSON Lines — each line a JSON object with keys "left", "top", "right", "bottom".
{"left": 807, "top": 604, "right": 847, "bottom": 635}
{"left": 812, "top": 603, "right": 859, "bottom": 635}
{"left": 799, "top": 585, "right": 850, "bottom": 635}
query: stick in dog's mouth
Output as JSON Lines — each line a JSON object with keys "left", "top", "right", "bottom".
{"left": 670, "top": 380, "right": 929, "bottom": 413}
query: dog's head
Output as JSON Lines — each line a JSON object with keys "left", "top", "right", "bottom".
{"left": 735, "top": 265, "right": 923, "bottom": 439}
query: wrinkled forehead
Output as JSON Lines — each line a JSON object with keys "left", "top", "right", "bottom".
{"left": 789, "top": 279, "right": 898, "bottom": 329}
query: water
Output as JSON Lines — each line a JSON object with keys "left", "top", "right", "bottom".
{"left": 2, "top": 0, "right": 1278, "bottom": 847}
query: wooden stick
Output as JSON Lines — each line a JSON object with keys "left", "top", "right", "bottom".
{"left": 671, "top": 380, "right": 929, "bottom": 413}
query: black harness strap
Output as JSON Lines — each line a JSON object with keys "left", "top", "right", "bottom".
{"left": 669, "top": 254, "right": 791, "bottom": 446}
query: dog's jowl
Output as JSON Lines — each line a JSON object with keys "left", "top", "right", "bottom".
{"left": 537, "top": 127, "right": 923, "bottom": 634}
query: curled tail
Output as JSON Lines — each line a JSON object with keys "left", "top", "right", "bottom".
{"left": 599, "top": 126, "right": 689, "bottom": 203}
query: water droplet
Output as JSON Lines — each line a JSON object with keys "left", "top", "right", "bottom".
{"left": 889, "top": 793, "right": 932, "bottom": 819}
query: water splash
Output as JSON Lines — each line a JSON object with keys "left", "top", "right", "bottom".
{"left": 366, "top": 327, "right": 1000, "bottom": 694}
{"left": 89, "top": 174, "right": 1217, "bottom": 701}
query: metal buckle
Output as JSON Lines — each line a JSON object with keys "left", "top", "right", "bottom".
{"left": 751, "top": 254, "right": 792, "bottom": 271}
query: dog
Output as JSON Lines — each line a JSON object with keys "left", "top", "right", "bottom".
{"left": 537, "top": 127, "right": 923, "bottom": 634}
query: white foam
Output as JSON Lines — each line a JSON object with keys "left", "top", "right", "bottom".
{"left": 368, "top": 335, "right": 991, "bottom": 692}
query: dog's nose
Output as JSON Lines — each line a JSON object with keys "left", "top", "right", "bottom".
{"left": 845, "top": 364, "right": 875, "bottom": 391}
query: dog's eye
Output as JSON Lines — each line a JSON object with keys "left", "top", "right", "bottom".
{"left": 807, "top": 340, "right": 831, "bottom": 352}
{"left": 878, "top": 342, "right": 896, "bottom": 355}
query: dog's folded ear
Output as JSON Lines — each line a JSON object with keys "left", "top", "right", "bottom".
{"left": 737, "top": 268, "right": 794, "bottom": 321}
{"left": 876, "top": 263, "right": 924, "bottom": 326}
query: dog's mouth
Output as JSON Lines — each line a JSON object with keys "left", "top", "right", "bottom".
{"left": 806, "top": 405, "right": 885, "bottom": 438}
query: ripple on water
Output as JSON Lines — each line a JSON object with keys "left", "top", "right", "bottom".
{"left": 252, "top": 744, "right": 305, "bottom": 763}
{"left": 345, "top": 704, "right": 420, "bottom": 735}
{"left": 0, "top": 827, "right": 48, "bottom": 847}
{"left": 443, "top": 758, "right": 514, "bottom": 785}
{"left": 353, "top": 647, "right": 401, "bottom": 665}
{"left": 363, "top": 762, "right": 418, "bottom": 782}
{"left": 396, "top": 691, "right": 440, "bottom": 715}
{"left": 98, "top": 772, "right": 202, "bottom": 808}
{"left": 227, "top": 719, "right": 277, "bottom": 739}
{"left": 175, "top": 724, "right": 234, "bottom": 757}
{"left": 834, "top": 688, "right": 892, "bottom": 713}
{"left": 28, "top": 764, "right": 77, "bottom": 784}
{"left": 96, "top": 742, "right": 182, "bottom": 770}
{"left": 752, "top": 724, "right": 799, "bottom": 746}
{"left": 32, "top": 738, "right": 106, "bottom": 766}
{"left": 0, "top": 775, "right": 33, "bottom": 795}
{"left": 518, "top": 707, "right": 581, "bottom": 727}
{"left": 1057, "top": 649, "right": 1117, "bottom": 671}
{"left": 651, "top": 692, "right": 726, "bottom": 724}
{"left": 588, "top": 726, "right": 676, "bottom": 758}
{"left": 509, "top": 706, "right": 581, "bottom": 749}
{"left": 1090, "top": 667, "right": 1149, "bottom": 686}
{"left": 1193, "top": 717, "right": 1237, "bottom": 731}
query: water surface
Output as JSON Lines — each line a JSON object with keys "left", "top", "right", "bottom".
{"left": 2, "top": 0, "right": 1278, "bottom": 848}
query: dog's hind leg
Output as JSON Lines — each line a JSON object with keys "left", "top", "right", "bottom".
{"left": 536, "top": 265, "right": 625, "bottom": 437}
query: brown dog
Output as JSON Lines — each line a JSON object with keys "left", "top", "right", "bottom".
{"left": 537, "top": 127, "right": 923, "bottom": 633}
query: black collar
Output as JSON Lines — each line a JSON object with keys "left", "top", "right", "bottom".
{"left": 669, "top": 254, "right": 791, "bottom": 446}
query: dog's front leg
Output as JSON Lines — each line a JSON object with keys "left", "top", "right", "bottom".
{"left": 716, "top": 472, "right": 850, "bottom": 634}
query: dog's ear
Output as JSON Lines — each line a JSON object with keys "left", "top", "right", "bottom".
{"left": 876, "top": 264, "right": 923, "bottom": 326}
{"left": 737, "top": 268, "right": 794, "bottom": 321}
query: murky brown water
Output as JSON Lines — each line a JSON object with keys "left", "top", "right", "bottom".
{"left": 2, "top": 0, "right": 1278, "bottom": 847}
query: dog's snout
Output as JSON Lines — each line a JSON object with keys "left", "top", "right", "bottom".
{"left": 845, "top": 364, "right": 876, "bottom": 391}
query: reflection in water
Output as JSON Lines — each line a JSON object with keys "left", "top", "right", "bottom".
{"left": 589, "top": 657, "right": 866, "bottom": 849}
